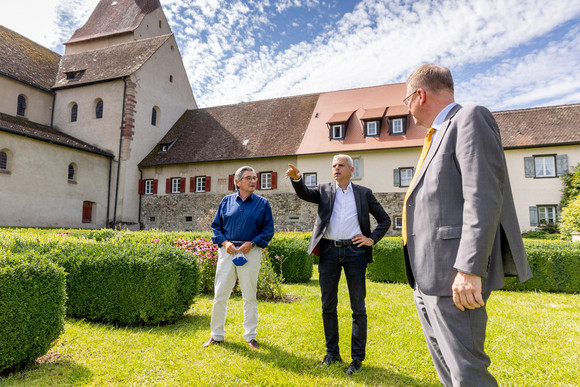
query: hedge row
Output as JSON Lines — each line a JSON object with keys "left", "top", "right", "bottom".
{"left": 0, "top": 251, "right": 66, "bottom": 373}
{"left": 367, "top": 237, "right": 580, "bottom": 293}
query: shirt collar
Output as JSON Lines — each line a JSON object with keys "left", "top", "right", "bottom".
{"left": 335, "top": 181, "right": 353, "bottom": 192}
{"left": 431, "top": 102, "right": 457, "bottom": 131}
{"left": 236, "top": 192, "right": 254, "bottom": 201}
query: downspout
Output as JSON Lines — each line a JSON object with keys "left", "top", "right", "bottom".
{"left": 50, "top": 91, "right": 56, "bottom": 128}
{"left": 138, "top": 167, "right": 143, "bottom": 230}
{"left": 106, "top": 157, "right": 112, "bottom": 227}
{"left": 112, "top": 77, "right": 128, "bottom": 229}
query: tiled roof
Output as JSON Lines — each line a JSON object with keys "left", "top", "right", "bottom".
{"left": 139, "top": 93, "right": 320, "bottom": 167}
{"left": 0, "top": 25, "right": 60, "bottom": 91}
{"left": 53, "top": 34, "right": 170, "bottom": 88}
{"left": 0, "top": 112, "right": 112, "bottom": 157}
{"left": 493, "top": 103, "right": 580, "bottom": 148}
{"left": 66, "top": 0, "right": 162, "bottom": 44}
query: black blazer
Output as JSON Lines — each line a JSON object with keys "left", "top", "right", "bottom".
{"left": 292, "top": 178, "right": 390, "bottom": 263}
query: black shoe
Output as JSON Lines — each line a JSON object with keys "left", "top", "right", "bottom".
{"left": 346, "top": 360, "right": 362, "bottom": 375}
{"left": 318, "top": 354, "right": 343, "bottom": 368}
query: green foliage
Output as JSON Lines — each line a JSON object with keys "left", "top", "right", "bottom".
{"left": 45, "top": 240, "right": 200, "bottom": 326}
{"left": 0, "top": 251, "right": 66, "bottom": 373}
{"left": 256, "top": 250, "right": 286, "bottom": 301}
{"left": 559, "top": 162, "right": 580, "bottom": 208}
{"left": 366, "top": 237, "right": 407, "bottom": 283}
{"left": 522, "top": 227, "right": 561, "bottom": 239}
{"left": 266, "top": 233, "right": 313, "bottom": 283}
{"left": 504, "top": 239, "right": 580, "bottom": 293}
{"left": 558, "top": 195, "right": 580, "bottom": 237}
{"left": 173, "top": 237, "right": 218, "bottom": 295}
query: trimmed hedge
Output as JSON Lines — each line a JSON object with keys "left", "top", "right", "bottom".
{"left": 0, "top": 251, "right": 66, "bottom": 373}
{"left": 367, "top": 237, "right": 580, "bottom": 293}
{"left": 266, "top": 233, "right": 313, "bottom": 283}
{"left": 43, "top": 240, "right": 200, "bottom": 326}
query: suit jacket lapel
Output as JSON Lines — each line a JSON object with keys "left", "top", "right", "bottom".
{"left": 409, "top": 104, "right": 462, "bottom": 197}
{"left": 352, "top": 183, "right": 363, "bottom": 225}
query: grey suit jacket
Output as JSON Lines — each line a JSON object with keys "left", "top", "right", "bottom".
{"left": 292, "top": 178, "right": 390, "bottom": 263}
{"left": 404, "top": 104, "right": 532, "bottom": 295}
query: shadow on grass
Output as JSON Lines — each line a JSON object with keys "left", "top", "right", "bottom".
{"left": 221, "top": 341, "right": 435, "bottom": 386}
{"left": 1, "top": 356, "right": 93, "bottom": 386}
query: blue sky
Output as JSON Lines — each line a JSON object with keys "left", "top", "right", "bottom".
{"left": 2, "top": 0, "right": 580, "bottom": 110}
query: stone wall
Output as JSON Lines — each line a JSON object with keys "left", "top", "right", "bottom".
{"left": 141, "top": 191, "right": 404, "bottom": 236}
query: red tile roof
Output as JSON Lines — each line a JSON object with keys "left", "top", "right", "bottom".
{"left": 0, "top": 112, "right": 113, "bottom": 157}
{"left": 66, "top": 0, "right": 162, "bottom": 45}
{"left": 139, "top": 93, "right": 320, "bottom": 167}
{"left": 0, "top": 25, "right": 61, "bottom": 91}
{"left": 53, "top": 35, "right": 170, "bottom": 89}
{"left": 493, "top": 103, "right": 580, "bottom": 148}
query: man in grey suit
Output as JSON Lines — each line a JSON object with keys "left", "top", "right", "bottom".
{"left": 402, "top": 64, "right": 532, "bottom": 386}
{"left": 285, "top": 155, "right": 390, "bottom": 375}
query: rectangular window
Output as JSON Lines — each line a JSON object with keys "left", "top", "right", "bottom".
{"left": 393, "top": 216, "right": 403, "bottom": 230}
{"left": 304, "top": 173, "right": 317, "bottom": 187}
{"left": 538, "top": 206, "right": 557, "bottom": 225}
{"left": 535, "top": 156, "right": 556, "bottom": 177}
{"left": 171, "top": 178, "right": 181, "bottom": 193}
{"left": 400, "top": 168, "right": 414, "bottom": 187}
{"left": 261, "top": 172, "right": 272, "bottom": 189}
{"left": 184, "top": 216, "right": 193, "bottom": 222}
{"left": 82, "top": 201, "right": 93, "bottom": 224}
{"left": 366, "top": 121, "right": 378, "bottom": 136}
{"left": 196, "top": 176, "right": 206, "bottom": 192}
{"left": 392, "top": 118, "right": 403, "bottom": 134}
{"left": 332, "top": 124, "right": 344, "bottom": 139}
{"left": 148, "top": 216, "right": 156, "bottom": 223}
{"left": 144, "top": 180, "right": 153, "bottom": 195}
{"left": 352, "top": 157, "right": 362, "bottom": 179}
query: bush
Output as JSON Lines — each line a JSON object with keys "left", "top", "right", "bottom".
{"left": 0, "top": 251, "right": 66, "bottom": 373}
{"left": 366, "top": 237, "right": 407, "bottom": 284}
{"left": 45, "top": 239, "right": 200, "bottom": 326}
{"left": 504, "top": 239, "right": 580, "bottom": 293}
{"left": 173, "top": 237, "right": 218, "bottom": 295}
{"left": 559, "top": 195, "right": 580, "bottom": 238}
{"left": 266, "top": 233, "right": 313, "bottom": 283}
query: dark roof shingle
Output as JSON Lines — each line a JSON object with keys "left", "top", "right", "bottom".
{"left": 0, "top": 25, "right": 61, "bottom": 91}
{"left": 140, "top": 94, "right": 320, "bottom": 167}
{"left": 0, "top": 112, "right": 112, "bottom": 157}
{"left": 493, "top": 103, "right": 580, "bottom": 148}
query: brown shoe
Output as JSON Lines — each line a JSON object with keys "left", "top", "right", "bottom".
{"left": 203, "top": 337, "right": 223, "bottom": 347}
{"left": 247, "top": 339, "right": 259, "bottom": 350}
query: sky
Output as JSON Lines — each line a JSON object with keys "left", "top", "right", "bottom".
{"left": 1, "top": 0, "right": 580, "bottom": 110}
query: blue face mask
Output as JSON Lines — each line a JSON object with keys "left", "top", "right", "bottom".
{"left": 232, "top": 253, "right": 248, "bottom": 266}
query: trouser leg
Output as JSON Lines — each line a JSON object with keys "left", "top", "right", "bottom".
{"left": 342, "top": 245, "right": 367, "bottom": 361}
{"left": 237, "top": 247, "right": 262, "bottom": 342}
{"left": 318, "top": 246, "right": 342, "bottom": 357}
{"left": 210, "top": 247, "right": 238, "bottom": 341}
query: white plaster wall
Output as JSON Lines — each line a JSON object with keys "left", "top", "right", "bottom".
{"left": 134, "top": 8, "right": 172, "bottom": 40}
{"left": 64, "top": 35, "right": 132, "bottom": 55}
{"left": 0, "top": 76, "right": 54, "bottom": 126}
{"left": 0, "top": 132, "right": 111, "bottom": 228}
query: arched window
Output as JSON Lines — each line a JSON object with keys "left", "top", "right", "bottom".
{"left": 0, "top": 151, "right": 7, "bottom": 170}
{"left": 17, "top": 95, "right": 26, "bottom": 116}
{"left": 151, "top": 107, "right": 159, "bottom": 126}
{"left": 96, "top": 100, "right": 103, "bottom": 119}
{"left": 68, "top": 164, "right": 76, "bottom": 181}
{"left": 71, "top": 103, "right": 78, "bottom": 122}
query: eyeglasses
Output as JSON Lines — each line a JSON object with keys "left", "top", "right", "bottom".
{"left": 242, "top": 176, "right": 257, "bottom": 181}
{"left": 403, "top": 90, "right": 417, "bottom": 106}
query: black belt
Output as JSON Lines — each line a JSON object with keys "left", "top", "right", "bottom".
{"left": 322, "top": 239, "right": 354, "bottom": 247}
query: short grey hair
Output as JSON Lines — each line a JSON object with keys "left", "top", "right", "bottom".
{"left": 333, "top": 154, "right": 353, "bottom": 167}
{"left": 234, "top": 166, "right": 255, "bottom": 182}
{"left": 407, "top": 63, "right": 454, "bottom": 95}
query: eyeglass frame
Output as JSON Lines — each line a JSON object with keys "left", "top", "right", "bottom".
{"left": 240, "top": 176, "right": 258, "bottom": 182}
{"left": 403, "top": 90, "right": 418, "bottom": 106}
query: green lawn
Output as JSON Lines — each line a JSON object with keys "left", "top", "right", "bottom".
{"left": 1, "top": 269, "right": 579, "bottom": 386}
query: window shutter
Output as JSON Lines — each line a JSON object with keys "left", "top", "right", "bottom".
{"left": 82, "top": 202, "right": 92, "bottom": 223}
{"left": 152, "top": 179, "right": 158, "bottom": 194}
{"left": 138, "top": 179, "right": 145, "bottom": 195}
{"left": 328, "top": 125, "right": 333, "bottom": 141}
{"left": 180, "top": 177, "right": 186, "bottom": 193}
{"left": 228, "top": 174, "right": 235, "bottom": 191}
{"left": 556, "top": 154, "right": 569, "bottom": 176}
{"left": 166, "top": 178, "right": 171, "bottom": 193}
{"left": 206, "top": 176, "right": 211, "bottom": 192}
{"left": 271, "top": 172, "right": 277, "bottom": 189}
{"left": 257, "top": 172, "right": 262, "bottom": 190}
{"left": 529, "top": 206, "right": 539, "bottom": 227}
{"left": 393, "top": 169, "right": 400, "bottom": 187}
{"left": 402, "top": 117, "right": 407, "bottom": 134}
{"left": 524, "top": 157, "right": 535, "bottom": 178}
{"left": 190, "top": 177, "right": 195, "bottom": 193}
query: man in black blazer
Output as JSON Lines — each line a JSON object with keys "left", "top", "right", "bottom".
{"left": 285, "top": 154, "right": 390, "bottom": 375}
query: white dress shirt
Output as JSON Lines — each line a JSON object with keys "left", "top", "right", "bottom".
{"left": 323, "top": 182, "right": 362, "bottom": 240}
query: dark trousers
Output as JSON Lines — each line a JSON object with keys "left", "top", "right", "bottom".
{"left": 318, "top": 242, "right": 367, "bottom": 361}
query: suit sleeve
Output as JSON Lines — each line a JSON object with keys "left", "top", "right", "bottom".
{"left": 454, "top": 106, "right": 506, "bottom": 277}
{"left": 367, "top": 189, "right": 390, "bottom": 242}
{"left": 291, "top": 177, "right": 321, "bottom": 204}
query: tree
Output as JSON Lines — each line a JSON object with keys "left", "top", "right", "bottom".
{"left": 560, "top": 163, "right": 580, "bottom": 208}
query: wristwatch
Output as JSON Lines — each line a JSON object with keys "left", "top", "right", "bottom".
{"left": 251, "top": 242, "right": 256, "bottom": 248}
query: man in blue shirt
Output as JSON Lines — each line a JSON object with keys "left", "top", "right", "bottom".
{"left": 203, "top": 166, "right": 274, "bottom": 350}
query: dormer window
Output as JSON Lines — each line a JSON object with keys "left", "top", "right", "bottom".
{"left": 360, "top": 107, "right": 386, "bottom": 138}
{"left": 366, "top": 121, "right": 378, "bottom": 136}
{"left": 160, "top": 145, "right": 168, "bottom": 152}
{"left": 327, "top": 111, "right": 353, "bottom": 141}
{"left": 65, "top": 70, "right": 85, "bottom": 81}
{"left": 389, "top": 117, "right": 407, "bottom": 135}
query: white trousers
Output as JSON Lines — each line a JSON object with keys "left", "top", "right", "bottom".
{"left": 210, "top": 246, "right": 262, "bottom": 342}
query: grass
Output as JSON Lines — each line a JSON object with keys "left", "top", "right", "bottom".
{"left": 1, "top": 269, "right": 579, "bottom": 386}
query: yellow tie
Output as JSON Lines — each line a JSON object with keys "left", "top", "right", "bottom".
{"left": 402, "top": 127, "right": 436, "bottom": 245}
